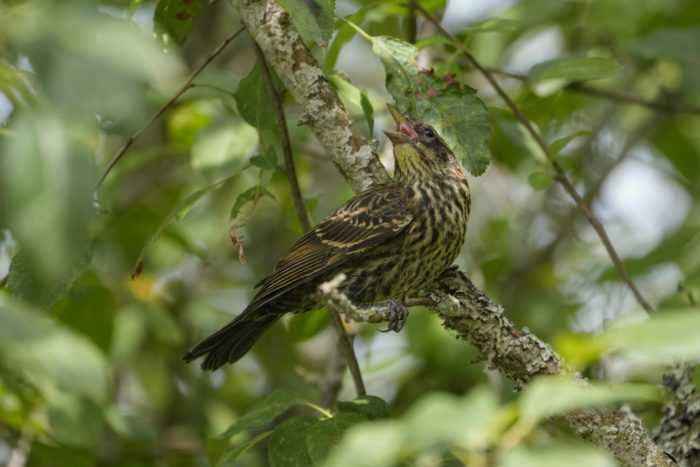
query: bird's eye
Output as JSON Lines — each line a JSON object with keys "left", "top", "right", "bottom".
{"left": 423, "top": 127, "right": 435, "bottom": 138}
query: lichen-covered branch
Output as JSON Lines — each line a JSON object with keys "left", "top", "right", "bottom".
{"left": 652, "top": 365, "right": 700, "bottom": 466}
{"left": 318, "top": 274, "right": 399, "bottom": 325}
{"left": 231, "top": 1, "right": 673, "bottom": 465}
{"left": 431, "top": 268, "right": 673, "bottom": 467}
{"left": 231, "top": 0, "right": 388, "bottom": 192}
{"left": 321, "top": 268, "right": 672, "bottom": 465}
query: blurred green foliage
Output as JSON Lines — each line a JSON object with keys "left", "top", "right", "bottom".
{"left": 1, "top": 0, "right": 700, "bottom": 465}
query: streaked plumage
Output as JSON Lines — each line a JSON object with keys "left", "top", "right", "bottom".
{"left": 184, "top": 105, "right": 470, "bottom": 370}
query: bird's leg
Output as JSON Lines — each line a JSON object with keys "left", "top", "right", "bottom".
{"left": 318, "top": 276, "right": 410, "bottom": 332}
{"left": 372, "top": 299, "right": 409, "bottom": 333}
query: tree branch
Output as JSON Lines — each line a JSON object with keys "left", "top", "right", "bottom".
{"left": 231, "top": 0, "right": 672, "bottom": 464}
{"left": 652, "top": 365, "right": 700, "bottom": 466}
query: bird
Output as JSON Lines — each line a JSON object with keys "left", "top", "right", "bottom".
{"left": 183, "top": 104, "right": 471, "bottom": 370}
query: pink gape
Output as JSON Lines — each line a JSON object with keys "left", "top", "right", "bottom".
{"left": 398, "top": 120, "right": 418, "bottom": 139}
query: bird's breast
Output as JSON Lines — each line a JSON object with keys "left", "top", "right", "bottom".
{"left": 400, "top": 176, "right": 470, "bottom": 285}
{"left": 343, "top": 175, "right": 469, "bottom": 302}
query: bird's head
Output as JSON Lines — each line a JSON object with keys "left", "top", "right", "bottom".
{"left": 384, "top": 104, "right": 462, "bottom": 182}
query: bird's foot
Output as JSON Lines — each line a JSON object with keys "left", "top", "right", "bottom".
{"left": 375, "top": 300, "right": 409, "bottom": 333}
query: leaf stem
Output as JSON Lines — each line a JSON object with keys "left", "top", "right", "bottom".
{"left": 338, "top": 17, "right": 374, "bottom": 42}
{"left": 302, "top": 402, "right": 334, "bottom": 418}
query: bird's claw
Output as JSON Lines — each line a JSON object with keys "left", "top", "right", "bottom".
{"left": 379, "top": 300, "right": 409, "bottom": 333}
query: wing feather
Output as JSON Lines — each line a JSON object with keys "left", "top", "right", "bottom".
{"left": 248, "top": 184, "right": 413, "bottom": 312}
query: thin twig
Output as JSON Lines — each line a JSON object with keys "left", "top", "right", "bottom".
{"left": 416, "top": 4, "right": 653, "bottom": 314}
{"left": 319, "top": 338, "right": 348, "bottom": 408}
{"left": 328, "top": 310, "right": 367, "bottom": 396}
{"left": 486, "top": 67, "right": 700, "bottom": 116}
{"left": 94, "top": 27, "right": 245, "bottom": 190}
{"left": 406, "top": 0, "right": 417, "bottom": 44}
{"left": 252, "top": 41, "right": 367, "bottom": 398}
{"left": 252, "top": 42, "right": 311, "bottom": 231}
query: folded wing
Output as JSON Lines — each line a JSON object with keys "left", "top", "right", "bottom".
{"left": 248, "top": 184, "right": 414, "bottom": 314}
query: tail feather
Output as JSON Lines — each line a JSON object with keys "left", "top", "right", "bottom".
{"left": 183, "top": 313, "right": 279, "bottom": 371}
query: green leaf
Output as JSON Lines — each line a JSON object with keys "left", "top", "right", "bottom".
{"left": 132, "top": 173, "right": 240, "bottom": 278}
{"left": 652, "top": 120, "right": 700, "bottom": 185}
{"left": 250, "top": 146, "right": 278, "bottom": 171}
{"left": 370, "top": 35, "right": 491, "bottom": 175}
{"left": 631, "top": 27, "right": 700, "bottom": 62}
{"left": 305, "top": 413, "right": 366, "bottom": 464}
{"left": 323, "top": 421, "right": 402, "bottom": 467}
{"left": 48, "top": 393, "right": 105, "bottom": 448}
{"left": 519, "top": 376, "right": 660, "bottom": 425}
{"left": 217, "top": 430, "right": 272, "bottom": 466}
{"left": 553, "top": 331, "right": 608, "bottom": 370}
{"left": 0, "top": 297, "right": 111, "bottom": 403}
{"left": 324, "top": 5, "right": 377, "bottom": 69}
{"left": 191, "top": 121, "right": 257, "bottom": 178}
{"left": 462, "top": 17, "right": 519, "bottom": 34}
{"left": 127, "top": 0, "right": 144, "bottom": 19}
{"left": 218, "top": 388, "right": 304, "bottom": 439}
{"left": 549, "top": 131, "right": 590, "bottom": 155}
{"left": 105, "top": 406, "right": 156, "bottom": 442}
{"left": 596, "top": 308, "right": 700, "bottom": 362}
{"left": 360, "top": 91, "right": 374, "bottom": 138}
{"left": 154, "top": 0, "right": 204, "bottom": 44}
{"left": 402, "top": 386, "right": 500, "bottom": 450}
{"left": 268, "top": 415, "right": 317, "bottom": 467}
{"left": 8, "top": 242, "right": 92, "bottom": 309}
{"left": 335, "top": 395, "right": 389, "bottom": 421}
{"left": 276, "top": 0, "right": 335, "bottom": 47}
{"left": 0, "top": 112, "right": 96, "bottom": 296}
{"left": 167, "top": 100, "right": 214, "bottom": 150}
{"left": 53, "top": 278, "right": 116, "bottom": 353}
{"left": 111, "top": 309, "right": 148, "bottom": 367}
{"left": 235, "top": 63, "right": 276, "bottom": 130}
{"left": 0, "top": 61, "right": 35, "bottom": 106}
{"left": 327, "top": 74, "right": 375, "bottom": 138}
{"left": 230, "top": 185, "right": 276, "bottom": 220}
{"left": 288, "top": 309, "right": 331, "bottom": 342}
{"left": 529, "top": 57, "right": 620, "bottom": 82}
{"left": 527, "top": 172, "right": 554, "bottom": 190}
{"left": 143, "top": 304, "right": 185, "bottom": 346}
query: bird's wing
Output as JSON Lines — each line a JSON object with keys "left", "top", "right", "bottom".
{"left": 248, "top": 184, "right": 414, "bottom": 311}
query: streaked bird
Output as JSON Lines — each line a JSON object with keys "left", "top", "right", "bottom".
{"left": 184, "top": 104, "right": 471, "bottom": 370}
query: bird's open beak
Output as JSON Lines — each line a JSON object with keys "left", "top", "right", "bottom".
{"left": 384, "top": 104, "right": 418, "bottom": 145}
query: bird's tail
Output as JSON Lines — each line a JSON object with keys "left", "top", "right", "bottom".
{"left": 183, "top": 313, "right": 279, "bottom": 371}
